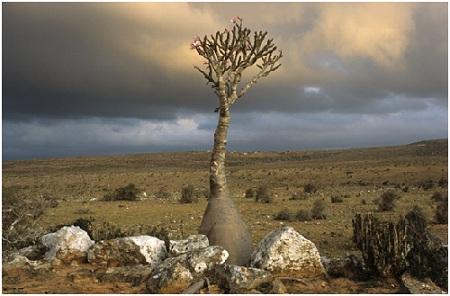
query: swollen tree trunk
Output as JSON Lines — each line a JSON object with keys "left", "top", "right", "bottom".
{"left": 199, "top": 100, "right": 253, "bottom": 266}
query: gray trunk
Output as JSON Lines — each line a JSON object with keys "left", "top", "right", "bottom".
{"left": 199, "top": 104, "right": 253, "bottom": 266}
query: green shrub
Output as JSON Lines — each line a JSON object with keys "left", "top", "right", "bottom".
{"left": 295, "top": 209, "right": 312, "bottom": 221}
{"left": 438, "top": 176, "right": 447, "bottom": 188}
{"left": 311, "top": 199, "right": 326, "bottom": 219}
{"left": 245, "top": 188, "right": 255, "bottom": 199}
{"left": 304, "top": 183, "right": 317, "bottom": 194}
{"left": 274, "top": 209, "right": 291, "bottom": 221}
{"left": 103, "top": 183, "right": 141, "bottom": 201}
{"left": 255, "top": 186, "right": 272, "bottom": 203}
{"left": 179, "top": 184, "right": 197, "bottom": 204}
{"left": 331, "top": 195, "right": 344, "bottom": 203}
{"left": 376, "top": 190, "right": 398, "bottom": 211}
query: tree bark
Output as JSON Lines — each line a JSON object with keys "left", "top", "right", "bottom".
{"left": 199, "top": 82, "right": 253, "bottom": 265}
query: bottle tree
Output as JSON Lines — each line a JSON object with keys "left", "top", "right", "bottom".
{"left": 191, "top": 17, "right": 282, "bottom": 265}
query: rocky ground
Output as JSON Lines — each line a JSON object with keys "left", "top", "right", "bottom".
{"left": 3, "top": 224, "right": 446, "bottom": 293}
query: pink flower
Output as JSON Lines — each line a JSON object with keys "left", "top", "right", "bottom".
{"left": 230, "top": 16, "right": 242, "bottom": 24}
{"left": 190, "top": 37, "right": 202, "bottom": 49}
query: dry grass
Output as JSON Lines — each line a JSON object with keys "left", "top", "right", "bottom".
{"left": 3, "top": 139, "right": 448, "bottom": 258}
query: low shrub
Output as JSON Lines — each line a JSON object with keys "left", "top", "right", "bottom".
{"left": 179, "top": 184, "right": 197, "bottom": 204}
{"left": 274, "top": 209, "right": 291, "bottom": 221}
{"left": 304, "top": 183, "right": 317, "bottom": 194}
{"left": 155, "top": 186, "right": 171, "bottom": 199}
{"left": 311, "top": 199, "right": 327, "bottom": 220}
{"left": 376, "top": 190, "right": 398, "bottom": 211}
{"left": 420, "top": 180, "right": 434, "bottom": 191}
{"left": 431, "top": 192, "right": 447, "bottom": 203}
{"left": 295, "top": 209, "right": 312, "bottom": 221}
{"left": 245, "top": 188, "right": 255, "bottom": 199}
{"left": 409, "top": 205, "right": 427, "bottom": 223}
{"left": 331, "top": 195, "right": 344, "bottom": 203}
{"left": 438, "top": 176, "right": 447, "bottom": 188}
{"left": 361, "top": 199, "right": 367, "bottom": 205}
{"left": 103, "top": 183, "right": 141, "bottom": 201}
{"left": 255, "top": 186, "right": 272, "bottom": 203}
{"left": 2, "top": 187, "right": 52, "bottom": 252}
{"left": 435, "top": 200, "right": 448, "bottom": 224}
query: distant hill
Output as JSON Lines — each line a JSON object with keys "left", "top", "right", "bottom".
{"left": 408, "top": 138, "right": 447, "bottom": 146}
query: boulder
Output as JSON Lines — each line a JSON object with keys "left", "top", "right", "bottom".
{"left": 41, "top": 226, "right": 94, "bottom": 264}
{"left": 250, "top": 226, "right": 325, "bottom": 277}
{"left": 168, "top": 234, "right": 209, "bottom": 257}
{"left": 87, "top": 236, "right": 166, "bottom": 268}
{"left": 401, "top": 272, "right": 446, "bottom": 294}
{"left": 95, "top": 265, "right": 153, "bottom": 286}
{"left": 146, "top": 246, "right": 228, "bottom": 293}
{"left": 214, "top": 264, "right": 274, "bottom": 293}
{"left": 321, "top": 255, "right": 366, "bottom": 280}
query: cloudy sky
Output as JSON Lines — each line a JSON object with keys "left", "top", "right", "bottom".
{"left": 3, "top": 3, "right": 448, "bottom": 160}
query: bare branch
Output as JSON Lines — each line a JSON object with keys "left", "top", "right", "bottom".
{"left": 192, "top": 18, "right": 282, "bottom": 107}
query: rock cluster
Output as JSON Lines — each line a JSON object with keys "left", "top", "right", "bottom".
{"left": 4, "top": 225, "right": 368, "bottom": 293}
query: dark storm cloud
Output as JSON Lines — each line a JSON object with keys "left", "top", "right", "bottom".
{"left": 3, "top": 3, "right": 447, "bottom": 121}
{"left": 2, "top": 3, "right": 447, "bottom": 160}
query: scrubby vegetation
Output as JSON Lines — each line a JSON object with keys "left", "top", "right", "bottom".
{"left": 295, "top": 209, "right": 312, "bottom": 221}
{"left": 155, "top": 186, "right": 171, "bottom": 199}
{"left": 431, "top": 192, "right": 446, "bottom": 203}
{"left": 2, "top": 186, "right": 58, "bottom": 254}
{"left": 331, "top": 195, "right": 344, "bottom": 203}
{"left": 303, "top": 183, "right": 317, "bottom": 194}
{"left": 376, "top": 190, "right": 398, "bottom": 211}
{"left": 274, "top": 209, "right": 291, "bottom": 221}
{"left": 179, "top": 184, "right": 197, "bottom": 204}
{"left": 435, "top": 200, "right": 448, "bottom": 224}
{"left": 311, "top": 199, "right": 327, "bottom": 219}
{"left": 245, "top": 188, "right": 255, "bottom": 199}
{"left": 255, "top": 186, "right": 273, "bottom": 203}
{"left": 103, "top": 183, "right": 141, "bottom": 201}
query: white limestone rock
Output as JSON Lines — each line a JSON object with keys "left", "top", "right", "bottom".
{"left": 250, "top": 226, "right": 325, "bottom": 277}
{"left": 87, "top": 235, "right": 166, "bottom": 268}
{"left": 41, "top": 226, "right": 94, "bottom": 263}
{"left": 215, "top": 264, "right": 275, "bottom": 293}
{"left": 146, "top": 245, "right": 228, "bottom": 293}
{"left": 168, "top": 234, "right": 209, "bottom": 256}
